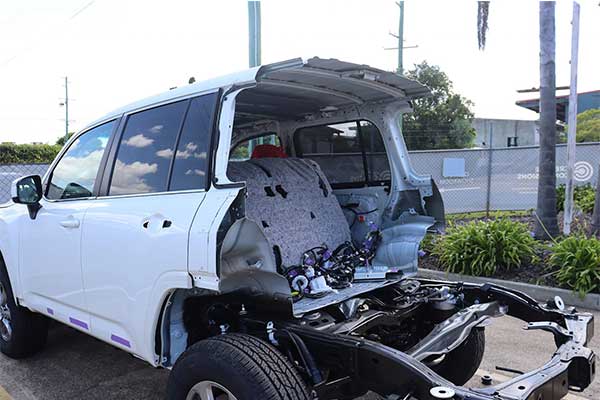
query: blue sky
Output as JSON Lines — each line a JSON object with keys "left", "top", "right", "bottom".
{"left": 1, "top": 0, "right": 599, "bottom": 144}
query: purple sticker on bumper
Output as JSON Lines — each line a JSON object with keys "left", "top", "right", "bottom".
{"left": 47, "top": 307, "right": 54, "bottom": 315}
{"left": 110, "top": 334, "right": 131, "bottom": 348}
{"left": 69, "top": 317, "right": 88, "bottom": 330}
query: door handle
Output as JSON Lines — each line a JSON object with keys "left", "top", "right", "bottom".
{"left": 59, "top": 219, "right": 80, "bottom": 229}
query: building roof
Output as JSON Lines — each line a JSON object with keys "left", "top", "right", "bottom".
{"left": 516, "top": 89, "right": 600, "bottom": 122}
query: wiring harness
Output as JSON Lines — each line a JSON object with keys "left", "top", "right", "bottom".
{"left": 284, "top": 223, "right": 381, "bottom": 301}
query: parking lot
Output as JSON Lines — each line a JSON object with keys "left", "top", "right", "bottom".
{"left": 0, "top": 309, "right": 598, "bottom": 399}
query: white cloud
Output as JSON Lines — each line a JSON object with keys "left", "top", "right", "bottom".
{"left": 110, "top": 159, "right": 158, "bottom": 194}
{"left": 185, "top": 142, "right": 198, "bottom": 151}
{"left": 149, "top": 124, "right": 164, "bottom": 134}
{"left": 50, "top": 149, "right": 105, "bottom": 195}
{"left": 124, "top": 134, "right": 154, "bottom": 148}
{"left": 185, "top": 169, "right": 205, "bottom": 176}
{"left": 175, "top": 142, "right": 206, "bottom": 159}
{"left": 156, "top": 148, "right": 174, "bottom": 158}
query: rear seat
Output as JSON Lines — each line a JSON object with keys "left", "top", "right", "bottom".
{"left": 227, "top": 158, "right": 351, "bottom": 268}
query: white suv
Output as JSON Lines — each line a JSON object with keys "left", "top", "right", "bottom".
{"left": 0, "top": 58, "right": 594, "bottom": 400}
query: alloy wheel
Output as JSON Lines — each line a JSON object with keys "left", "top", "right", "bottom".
{"left": 0, "top": 282, "right": 12, "bottom": 342}
{"left": 186, "top": 381, "right": 238, "bottom": 400}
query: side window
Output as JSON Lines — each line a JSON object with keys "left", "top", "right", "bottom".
{"left": 169, "top": 93, "right": 218, "bottom": 191}
{"left": 230, "top": 133, "right": 280, "bottom": 162}
{"left": 295, "top": 122, "right": 365, "bottom": 185}
{"left": 294, "top": 120, "right": 390, "bottom": 186}
{"left": 109, "top": 101, "right": 188, "bottom": 195}
{"left": 360, "top": 121, "right": 391, "bottom": 182}
{"left": 47, "top": 121, "right": 115, "bottom": 200}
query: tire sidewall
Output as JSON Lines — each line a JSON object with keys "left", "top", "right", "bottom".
{"left": 169, "top": 347, "right": 266, "bottom": 400}
{"left": 0, "top": 261, "right": 17, "bottom": 351}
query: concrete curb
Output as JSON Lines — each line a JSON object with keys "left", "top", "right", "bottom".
{"left": 417, "top": 268, "right": 600, "bottom": 311}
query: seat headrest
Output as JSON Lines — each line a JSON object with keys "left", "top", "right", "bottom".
{"left": 251, "top": 144, "right": 287, "bottom": 159}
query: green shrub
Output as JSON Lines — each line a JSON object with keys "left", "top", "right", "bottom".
{"left": 419, "top": 233, "right": 436, "bottom": 254}
{"left": 550, "top": 236, "right": 600, "bottom": 296}
{"left": 0, "top": 143, "right": 61, "bottom": 164}
{"left": 556, "top": 184, "right": 596, "bottom": 214}
{"left": 433, "top": 219, "right": 536, "bottom": 276}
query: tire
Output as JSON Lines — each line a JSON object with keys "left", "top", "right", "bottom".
{"left": 432, "top": 328, "right": 485, "bottom": 385}
{"left": 167, "top": 333, "right": 312, "bottom": 400}
{"left": 0, "top": 257, "right": 48, "bottom": 358}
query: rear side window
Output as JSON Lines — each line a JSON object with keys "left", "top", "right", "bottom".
{"left": 360, "top": 121, "right": 390, "bottom": 182}
{"left": 169, "top": 93, "right": 218, "bottom": 191}
{"left": 295, "top": 120, "right": 390, "bottom": 186}
{"left": 109, "top": 101, "right": 188, "bottom": 195}
{"left": 47, "top": 120, "right": 115, "bottom": 200}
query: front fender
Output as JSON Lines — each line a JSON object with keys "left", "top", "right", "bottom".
{"left": 0, "top": 204, "right": 26, "bottom": 301}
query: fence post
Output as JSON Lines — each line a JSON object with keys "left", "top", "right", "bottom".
{"left": 485, "top": 124, "right": 494, "bottom": 217}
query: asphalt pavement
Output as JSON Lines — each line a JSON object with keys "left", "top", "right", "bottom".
{"left": 0, "top": 310, "right": 597, "bottom": 400}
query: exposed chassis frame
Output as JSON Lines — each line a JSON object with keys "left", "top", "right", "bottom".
{"left": 283, "top": 279, "right": 595, "bottom": 400}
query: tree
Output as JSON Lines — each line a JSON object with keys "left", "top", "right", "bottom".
{"left": 534, "top": 1, "right": 559, "bottom": 239}
{"left": 56, "top": 132, "right": 74, "bottom": 147}
{"left": 575, "top": 109, "right": 600, "bottom": 142}
{"left": 402, "top": 62, "right": 477, "bottom": 151}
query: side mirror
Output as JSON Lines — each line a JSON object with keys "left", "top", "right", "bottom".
{"left": 12, "top": 175, "right": 43, "bottom": 219}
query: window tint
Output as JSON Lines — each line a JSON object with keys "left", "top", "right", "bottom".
{"left": 359, "top": 121, "right": 391, "bottom": 182}
{"left": 295, "top": 120, "right": 390, "bottom": 186}
{"left": 47, "top": 121, "right": 114, "bottom": 200}
{"left": 110, "top": 101, "right": 188, "bottom": 195}
{"left": 230, "top": 134, "right": 280, "bottom": 162}
{"left": 169, "top": 93, "right": 218, "bottom": 191}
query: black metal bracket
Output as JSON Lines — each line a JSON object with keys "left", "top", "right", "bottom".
{"left": 282, "top": 279, "right": 595, "bottom": 400}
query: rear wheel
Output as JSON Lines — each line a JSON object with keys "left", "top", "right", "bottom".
{"left": 431, "top": 328, "right": 485, "bottom": 385}
{"left": 167, "top": 333, "right": 311, "bottom": 400}
{"left": 0, "top": 258, "right": 48, "bottom": 358}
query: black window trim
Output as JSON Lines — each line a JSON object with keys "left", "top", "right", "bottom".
{"left": 166, "top": 101, "right": 193, "bottom": 191}
{"left": 293, "top": 119, "right": 391, "bottom": 189}
{"left": 43, "top": 117, "right": 121, "bottom": 202}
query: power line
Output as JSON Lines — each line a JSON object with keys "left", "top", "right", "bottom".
{"left": 0, "top": 1, "right": 96, "bottom": 68}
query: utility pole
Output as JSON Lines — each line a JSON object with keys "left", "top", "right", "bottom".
{"left": 247, "top": 1, "right": 262, "bottom": 151}
{"left": 385, "top": 2, "right": 418, "bottom": 75}
{"left": 563, "top": 1, "right": 581, "bottom": 235}
{"left": 397, "top": 1, "right": 404, "bottom": 74}
{"left": 248, "top": 0, "right": 261, "bottom": 68}
{"left": 59, "top": 77, "right": 70, "bottom": 144}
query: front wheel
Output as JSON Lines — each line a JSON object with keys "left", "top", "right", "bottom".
{"left": 0, "top": 260, "right": 48, "bottom": 359}
{"left": 167, "top": 333, "right": 311, "bottom": 400}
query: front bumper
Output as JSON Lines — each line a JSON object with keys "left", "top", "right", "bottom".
{"left": 287, "top": 279, "right": 596, "bottom": 400}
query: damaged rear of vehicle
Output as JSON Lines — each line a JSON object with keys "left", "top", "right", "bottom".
{"left": 159, "top": 57, "right": 596, "bottom": 400}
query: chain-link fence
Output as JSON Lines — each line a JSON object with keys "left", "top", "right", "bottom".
{"left": 0, "top": 164, "right": 50, "bottom": 204}
{"left": 410, "top": 142, "right": 600, "bottom": 214}
{"left": 1, "top": 143, "right": 599, "bottom": 213}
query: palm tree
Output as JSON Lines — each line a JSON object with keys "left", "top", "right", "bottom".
{"left": 534, "top": 1, "right": 559, "bottom": 239}
{"left": 477, "top": 2, "right": 559, "bottom": 239}
{"left": 477, "top": 1, "right": 490, "bottom": 50}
